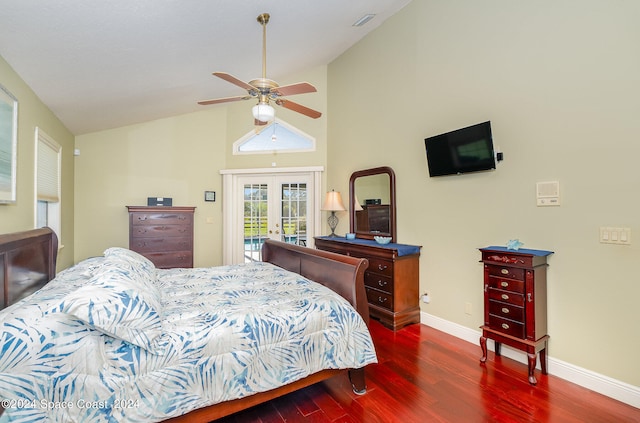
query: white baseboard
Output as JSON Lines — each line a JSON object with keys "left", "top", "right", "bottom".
{"left": 420, "top": 312, "right": 640, "bottom": 409}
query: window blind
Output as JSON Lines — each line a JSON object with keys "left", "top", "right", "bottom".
{"left": 37, "top": 131, "right": 61, "bottom": 203}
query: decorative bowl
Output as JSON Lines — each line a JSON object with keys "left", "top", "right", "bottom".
{"left": 374, "top": 236, "right": 392, "bottom": 245}
{"left": 346, "top": 233, "right": 356, "bottom": 240}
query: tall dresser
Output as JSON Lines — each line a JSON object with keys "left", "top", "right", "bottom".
{"left": 127, "top": 206, "right": 196, "bottom": 269}
{"left": 315, "top": 236, "right": 421, "bottom": 331}
{"left": 479, "top": 246, "right": 553, "bottom": 385}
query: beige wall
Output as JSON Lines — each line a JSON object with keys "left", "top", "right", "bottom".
{"left": 74, "top": 108, "right": 228, "bottom": 267}
{"left": 74, "top": 66, "right": 328, "bottom": 268}
{"left": 0, "top": 56, "right": 75, "bottom": 270}
{"left": 327, "top": 1, "right": 640, "bottom": 386}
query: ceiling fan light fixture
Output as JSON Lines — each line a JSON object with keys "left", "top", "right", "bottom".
{"left": 252, "top": 103, "right": 275, "bottom": 122}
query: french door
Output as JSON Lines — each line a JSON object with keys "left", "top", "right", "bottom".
{"left": 220, "top": 167, "right": 323, "bottom": 264}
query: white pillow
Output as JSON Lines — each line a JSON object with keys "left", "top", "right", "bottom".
{"left": 60, "top": 259, "right": 164, "bottom": 352}
{"left": 104, "top": 247, "right": 155, "bottom": 273}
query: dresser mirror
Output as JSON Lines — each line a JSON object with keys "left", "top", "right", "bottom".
{"left": 349, "top": 166, "right": 397, "bottom": 242}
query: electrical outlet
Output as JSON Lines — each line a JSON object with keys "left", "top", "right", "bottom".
{"left": 464, "top": 302, "right": 472, "bottom": 315}
{"left": 421, "top": 292, "right": 430, "bottom": 304}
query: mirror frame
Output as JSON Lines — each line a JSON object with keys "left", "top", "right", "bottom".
{"left": 349, "top": 166, "right": 397, "bottom": 242}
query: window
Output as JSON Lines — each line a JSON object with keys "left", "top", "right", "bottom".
{"left": 35, "top": 128, "right": 61, "bottom": 246}
{"left": 233, "top": 119, "right": 315, "bottom": 154}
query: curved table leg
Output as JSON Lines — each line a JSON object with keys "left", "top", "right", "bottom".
{"left": 527, "top": 353, "right": 538, "bottom": 385}
{"left": 480, "top": 336, "right": 487, "bottom": 363}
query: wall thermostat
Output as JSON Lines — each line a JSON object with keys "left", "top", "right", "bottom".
{"left": 204, "top": 191, "right": 216, "bottom": 202}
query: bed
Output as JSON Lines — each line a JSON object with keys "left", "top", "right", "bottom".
{"left": 0, "top": 228, "right": 377, "bottom": 422}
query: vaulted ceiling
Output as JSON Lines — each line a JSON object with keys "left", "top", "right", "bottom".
{"left": 0, "top": 1, "right": 411, "bottom": 135}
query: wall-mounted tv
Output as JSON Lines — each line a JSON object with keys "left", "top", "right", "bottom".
{"left": 424, "top": 121, "right": 496, "bottom": 177}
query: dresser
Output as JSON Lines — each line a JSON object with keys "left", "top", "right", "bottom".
{"left": 127, "top": 206, "right": 196, "bottom": 269}
{"left": 479, "top": 246, "right": 553, "bottom": 385}
{"left": 315, "top": 236, "right": 421, "bottom": 331}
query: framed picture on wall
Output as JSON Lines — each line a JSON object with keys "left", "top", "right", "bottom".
{"left": 0, "top": 84, "right": 18, "bottom": 204}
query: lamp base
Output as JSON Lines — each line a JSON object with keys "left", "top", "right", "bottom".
{"left": 327, "top": 212, "right": 339, "bottom": 237}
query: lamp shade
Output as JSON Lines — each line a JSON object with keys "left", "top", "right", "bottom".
{"left": 252, "top": 103, "right": 275, "bottom": 122}
{"left": 353, "top": 194, "right": 364, "bottom": 211}
{"left": 322, "top": 190, "right": 346, "bottom": 211}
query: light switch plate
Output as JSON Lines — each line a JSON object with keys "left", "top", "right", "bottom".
{"left": 600, "top": 227, "right": 631, "bottom": 245}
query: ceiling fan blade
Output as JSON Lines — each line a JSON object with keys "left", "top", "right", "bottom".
{"left": 275, "top": 99, "right": 322, "bottom": 119}
{"left": 213, "top": 72, "right": 256, "bottom": 92}
{"left": 272, "top": 82, "right": 317, "bottom": 97}
{"left": 197, "top": 95, "right": 251, "bottom": 106}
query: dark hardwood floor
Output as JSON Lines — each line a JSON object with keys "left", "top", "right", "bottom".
{"left": 218, "top": 320, "right": 639, "bottom": 422}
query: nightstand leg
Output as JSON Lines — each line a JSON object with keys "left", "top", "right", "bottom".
{"left": 480, "top": 336, "right": 487, "bottom": 363}
{"left": 494, "top": 341, "right": 501, "bottom": 356}
{"left": 527, "top": 353, "right": 538, "bottom": 385}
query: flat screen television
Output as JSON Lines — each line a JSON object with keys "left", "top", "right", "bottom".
{"left": 424, "top": 121, "right": 496, "bottom": 177}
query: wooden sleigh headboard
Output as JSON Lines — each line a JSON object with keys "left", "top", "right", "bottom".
{"left": 0, "top": 227, "right": 58, "bottom": 310}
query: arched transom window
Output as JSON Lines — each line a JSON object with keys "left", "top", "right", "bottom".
{"left": 233, "top": 119, "right": 315, "bottom": 155}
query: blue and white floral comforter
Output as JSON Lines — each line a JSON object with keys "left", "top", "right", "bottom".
{"left": 0, "top": 248, "right": 377, "bottom": 422}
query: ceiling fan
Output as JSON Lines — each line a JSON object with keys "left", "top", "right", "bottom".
{"left": 198, "top": 13, "right": 322, "bottom": 125}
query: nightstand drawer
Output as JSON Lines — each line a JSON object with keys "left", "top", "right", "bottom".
{"left": 131, "top": 224, "right": 192, "bottom": 238}
{"left": 488, "top": 288, "right": 524, "bottom": 307}
{"left": 143, "top": 251, "right": 192, "bottom": 269}
{"left": 366, "top": 257, "right": 393, "bottom": 277}
{"left": 366, "top": 287, "right": 393, "bottom": 311}
{"left": 489, "top": 300, "right": 524, "bottom": 322}
{"left": 489, "top": 314, "right": 525, "bottom": 339}
{"left": 131, "top": 212, "right": 193, "bottom": 226}
{"left": 130, "top": 236, "right": 192, "bottom": 253}
{"left": 364, "top": 273, "right": 393, "bottom": 294}
{"left": 486, "top": 265, "right": 524, "bottom": 281}
{"left": 488, "top": 275, "right": 525, "bottom": 294}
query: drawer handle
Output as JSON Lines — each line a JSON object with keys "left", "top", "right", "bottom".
{"left": 500, "top": 281, "right": 509, "bottom": 288}
{"left": 484, "top": 284, "right": 488, "bottom": 293}
{"left": 138, "top": 216, "right": 148, "bottom": 221}
{"left": 501, "top": 323, "right": 510, "bottom": 330}
{"left": 501, "top": 294, "right": 509, "bottom": 300}
{"left": 527, "top": 293, "right": 533, "bottom": 302}
{"left": 377, "top": 296, "right": 388, "bottom": 304}
{"left": 378, "top": 264, "right": 388, "bottom": 271}
{"left": 377, "top": 280, "right": 386, "bottom": 287}
{"left": 502, "top": 307, "right": 509, "bottom": 314}
{"left": 501, "top": 269, "right": 509, "bottom": 275}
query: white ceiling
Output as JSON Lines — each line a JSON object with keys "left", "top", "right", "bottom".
{"left": 0, "top": 0, "right": 411, "bottom": 135}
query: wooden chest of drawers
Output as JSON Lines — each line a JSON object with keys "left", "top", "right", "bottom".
{"left": 127, "top": 206, "right": 195, "bottom": 269}
{"left": 479, "top": 246, "right": 553, "bottom": 384}
{"left": 315, "top": 236, "right": 421, "bottom": 331}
